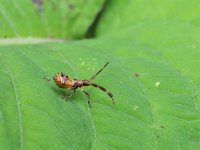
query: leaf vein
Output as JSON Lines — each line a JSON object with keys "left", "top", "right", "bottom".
{"left": 2, "top": 57, "right": 24, "bottom": 150}
{"left": 50, "top": 50, "right": 97, "bottom": 149}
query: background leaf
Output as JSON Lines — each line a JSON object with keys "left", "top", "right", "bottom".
{"left": 0, "top": 0, "right": 105, "bottom": 38}
{"left": 1, "top": 38, "right": 200, "bottom": 149}
{"left": 96, "top": 0, "right": 200, "bottom": 36}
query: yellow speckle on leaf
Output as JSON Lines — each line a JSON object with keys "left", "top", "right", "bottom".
{"left": 192, "top": 44, "right": 196, "bottom": 49}
{"left": 155, "top": 81, "right": 160, "bottom": 88}
{"left": 81, "top": 61, "right": 85, "bottom": 66}
{"left": 134, "top": 106, "right": 138, "bottom": 110}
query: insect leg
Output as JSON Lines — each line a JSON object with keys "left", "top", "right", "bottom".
{"left": 89, "top": 62, "right": 109, "bottom": 81}
{"left": 63, "top": 89, "right": 76, "bottom": 101}
{"left": 90, "top": 83, "right": 114, "bottom": 104}
{"left": 80, "top": 88, "right": 91, "bottom": 106}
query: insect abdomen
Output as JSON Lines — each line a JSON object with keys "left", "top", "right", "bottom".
{"left": 74, "top": 80, "right": 90, "bottom": 87}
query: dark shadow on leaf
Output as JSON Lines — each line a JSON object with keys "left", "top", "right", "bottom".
{"left": 50, "top": 86, "right": 66, "bottom": 95}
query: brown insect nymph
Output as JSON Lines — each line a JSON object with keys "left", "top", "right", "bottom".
{"left": 44, "top": 62, "right": 114, "bottom": 105}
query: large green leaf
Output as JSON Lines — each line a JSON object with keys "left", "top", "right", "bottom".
{"left": 0, "top": 37, "right": 200, "bottom": 149}
{"left": 0, "top": 0, "right": 105, "bottom": 38}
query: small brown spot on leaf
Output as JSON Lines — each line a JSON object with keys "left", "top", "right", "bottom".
{"left": 160, "top": 125, "right": 165, "bottom": 128}
{"left": 133, "top": 73, "right": 139, "bottom": 78}
{"left": 67, "top": 3, "right": 74, "bottom": 10}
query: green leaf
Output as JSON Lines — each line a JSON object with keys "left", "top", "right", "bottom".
{"left": 93, "top": 0, "right": 200, "bottom": 149}
{"left": 0, "top": 0, "right": 105, "bottom": 38}
{"left": 96, "top": 0, "right": 200, "bottom": 36}
{"left": 1, "top": 36, "right": 200, "bottom": 149}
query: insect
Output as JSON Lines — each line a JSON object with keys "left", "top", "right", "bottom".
{"left": 44, "top": 62, "right": 114, "bottom": 105}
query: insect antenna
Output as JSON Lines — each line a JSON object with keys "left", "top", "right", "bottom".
{"left": 43, "top": 76, "right": 52, "bottom": 81}
{"left": 89, "top": 62, "right": 109, "bottom": 81}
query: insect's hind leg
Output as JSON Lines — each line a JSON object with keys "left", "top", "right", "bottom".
{"left": 90, "top": 83, "right": 115, "bottom": 104}
{"left": 89, "top": 62, "right": 109, "bottom": 81}
{"left": 80, "top": 88, "right": 91, "bottom": 106}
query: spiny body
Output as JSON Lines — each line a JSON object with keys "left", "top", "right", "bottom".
{"left": 46, "top": 62, "right": 114, "bottom": 105}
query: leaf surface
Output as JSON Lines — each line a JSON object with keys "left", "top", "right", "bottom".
{"left": 96, "top": 0, "right": 200, "bottom": 36}
{"left": 0, "top": 37, "right": 200, "bottom": 149}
